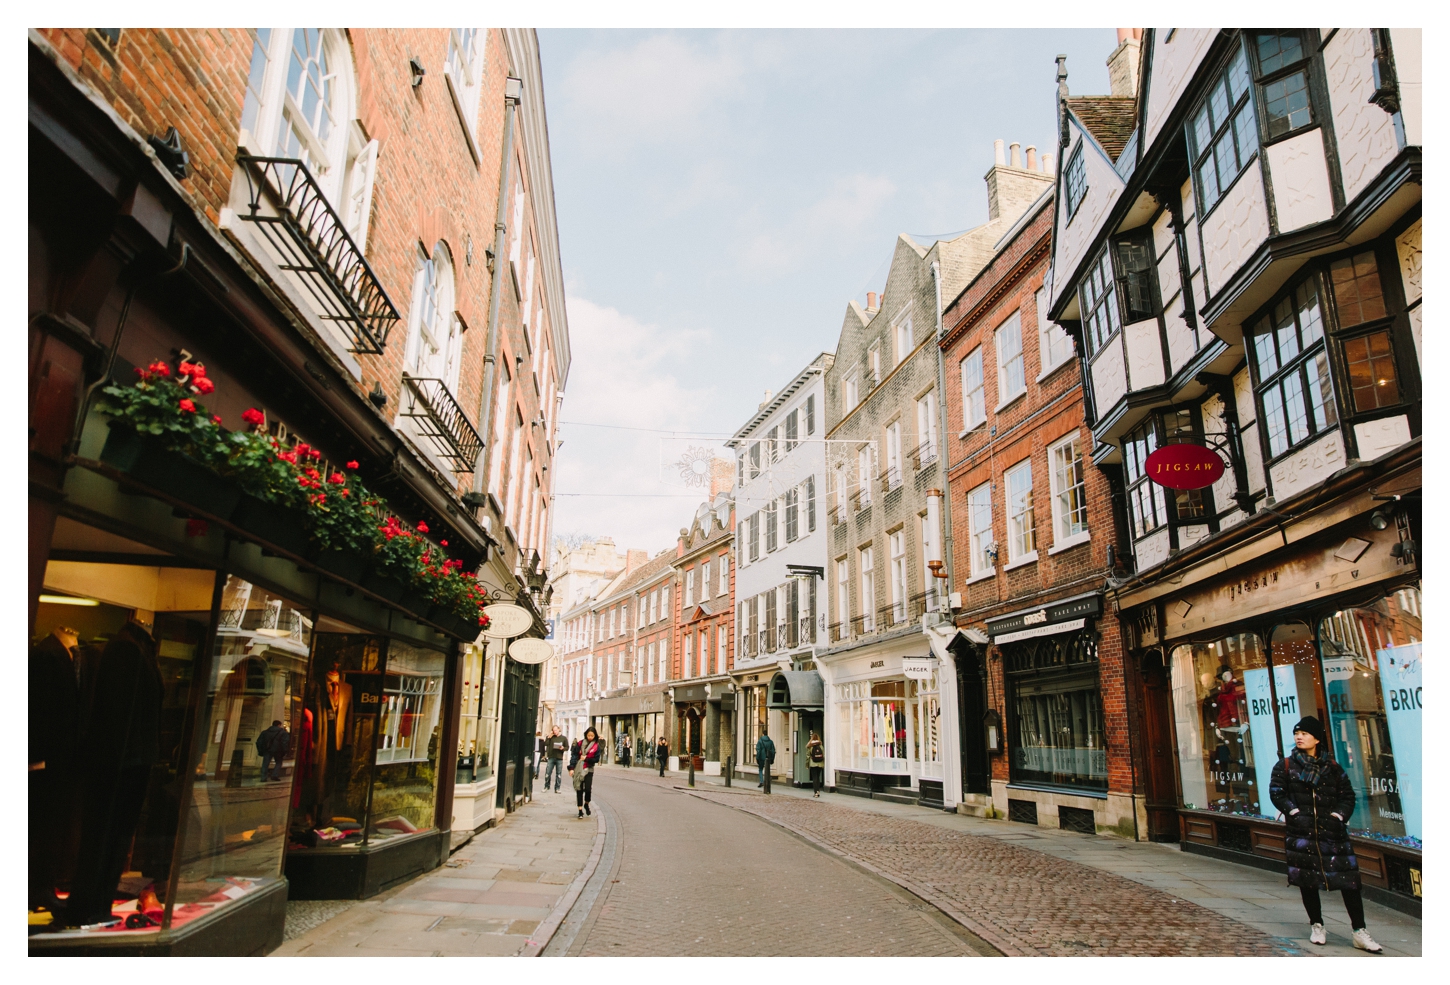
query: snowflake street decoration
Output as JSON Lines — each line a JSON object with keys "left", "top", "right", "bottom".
{"left": 676, "top": 446, "right": 715, "bottom": 487}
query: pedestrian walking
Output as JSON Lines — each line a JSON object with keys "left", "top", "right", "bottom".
{"left": 255, "top": 720, "right": 289, "bottom": 781}
{"left": 806, "top": 730, "right": 825, "bottom": 797}
{"left": 543, "top": 725, "right": 568, "bottom": 793}
{"left": 1269, "top": 716, "right": 1383, "bottom": 953}
{"left": 656, "top": 735, "right": 669, "bottom": 776}
{"left": 569, "top": 726, "right": 603, "bottom": 819}
{"left": 621, "top": 734, "right": 632, "bottom": 769}
{"left": 755, "top": 729, "right": 775, "bottom": 788}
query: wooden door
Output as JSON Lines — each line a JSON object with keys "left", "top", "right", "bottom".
{"left": 1140, "top": 653, "right": 1179, "bottom": 841}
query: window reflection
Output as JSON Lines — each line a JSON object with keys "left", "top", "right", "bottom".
{"left": 1171, "top": 633, "right": 1272, "bottom": 817}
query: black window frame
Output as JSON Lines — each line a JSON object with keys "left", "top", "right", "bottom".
{"left": 1113, "top": 226, "right": 1160, "bottom": 323}
{"left": 1321, "top": 241, "right": 1417, "bottom": 431}
{"left": 1064, "top": 144, "right": 1088, "bottom": 219}
{"left": 1122, "top": 417, "right": 1169, "bottom": 540}
{"left": 1187, "top": 38, "right": 1258, "bottom": 217}
{"left": 1122, "top": 408, "right": 1220, "bottom": 552}
{"left": 1246, "top": 29, "right": 1319, "bottom": 146}
{"left": 1245, "top": 271, "right": 1339, "bottom": 463}
{"left": 1079, "top": 245, "right": 1121, "bottom": 356}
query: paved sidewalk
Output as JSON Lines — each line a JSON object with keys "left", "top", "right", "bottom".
{"left": 272, "top": 792, "right": 603, "bottom": 957}
{"left": 605, "top": 766, "right": 1419, "bottom": 957}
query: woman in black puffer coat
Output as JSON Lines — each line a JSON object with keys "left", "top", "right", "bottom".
{"left": 1268, "top": 716, "right": 1381, "bottom": 952}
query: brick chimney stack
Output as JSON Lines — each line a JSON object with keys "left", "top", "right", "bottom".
{"left": 985, "top": 137, "right": 1054, "bottom": 222}
{"left": 625, "top": 549, "right": 649, "bottom": 573}
{"left": 709, "top": 458, "right": 734, "bottom": 499}
{"left": 866, "top": 291, "right": 878, "bottom": 311}
{"left": 1107, "top": 28, "right": 1143, "bottom": 98}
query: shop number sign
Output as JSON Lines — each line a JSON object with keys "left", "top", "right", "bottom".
{"left": 1145, "top": 443, "right": 1225, "bottom": 490}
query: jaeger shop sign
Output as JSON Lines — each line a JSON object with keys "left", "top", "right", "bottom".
{"left": 986, "top": 591, "right": 1102, "bottom": 642}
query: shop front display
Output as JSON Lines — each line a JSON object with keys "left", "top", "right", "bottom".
{"left": 453, "top": 640, "right": 503, "bottom": 835}
{"left": 820, "top": 648, "right": 940, "bottom": 799}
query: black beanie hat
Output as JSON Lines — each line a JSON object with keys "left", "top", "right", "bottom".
{"left": 1293, "top": 716, "right": 1327, "bottom": 746}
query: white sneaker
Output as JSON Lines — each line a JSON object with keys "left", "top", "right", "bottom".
{"left": 1309, "top": 923, "right": 1326, "bottom": 945}
{"left": 1352, "top": 929, "right": 1383, "bottom": 953}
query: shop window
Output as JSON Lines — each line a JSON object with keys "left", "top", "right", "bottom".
{"left": 30, "top": 540, "right": 219, "bottom": 936}
{"left": 178, "top": 577, "right": 310, "bottom": 921}
{"left": 372, "top": 642, "right": 446, "bottom": 836}
{"left": 1188, "top": 41, "right": 1256, "bottom": 213}
{"left": 834, "top": 680, "right": 909, "bottom": 773}
{"left": 1319, "top": 588, "right": 1421, "bottom": 848}
{"left": 910, "top": 673, "right": 943, "bottom": 780}
{"left": 1169, "top": 633, "right": 1274, "bottom": 818}
{"left": 1008, "top": 677, "right": 1107, "bottom": 791}
{"left": 1249, "top": 277, "right": 1337, "bottom": 459}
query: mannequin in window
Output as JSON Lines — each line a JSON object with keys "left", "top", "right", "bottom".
{"left": 1204, "top": 664, "right": 1250, "bottom": 808}
{"left": 29, "top": 625, "right": 80, "bottom": 912}
{"left": 65, "top": 620, "right": 163, "bottom": 927}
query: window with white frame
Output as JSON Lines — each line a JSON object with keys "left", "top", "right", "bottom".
{"left": 884, "top": 422, "right": 902, "bottom": 488}
{"left": 767, "top": 425, "right": 780, "bottom": 464}
{"left": 996, "top": 311, "right": 1026, "bottom": 404}
{"left": 784, "top": 488, "right": 799, "bottom": 542}
{"left": 1037, "top": 286, "right": 1073, "bottom": 372}
{"left": 717, "top": 623, "right": 727, "bottom": 670}
{"left": 784, "top": 408, "right": 799, "bottom": 452}
{"left": 893, "top": 310, "right": 914, "bottom": 366}
{"left": 686, "top": 567, "right": 696, "bottom": 608}
{"left": 1050, "top": 435, "right": 1089, "bottom": 545}
{"left": 868, "top": 343, "right": 882, "bottom": 385}
{"left": 701, "top": 560, "right": 711, "bottom": 601}
{"left": 889, "top": 531, "right": 907, "bottom": 623}
{"left": 748, "top": 441, "right": 761, "bottom": 480}
{"left": 443, "top": 28, "right": 485, "bottom": 153}
{"left": 684, "top": 634, "right": 693, "bottom": 679}
{"left": 835, "top": 558, "right": 851, "bottom": 632}
{"left": 718, "top": 554, "right": 729, "bottom": 596}
{"left": 857, "top": 447, "right": 873, "bottom": 506}
{"left": 961, "top": 347, "right": 986, "bottom": 430}
{"left": 765, "top": 499, "right": 778, "bottom": 552}
{"left": 405, "top": 242, "right": 463, "bottom": 393}
{"left": 845, "top": 374, "right": 859, "bottom": 414}
{"left": 659, "top": 638, "right": 669, "bottom": 681}
{"left": 968, "top": 482, "right": 994, "bottom": 577}
{"left": 1005, "top": 459, "right": 1037, "bottom": 562}
{"left": 748, "top": 512, "right": 760, "bottom": 561}
{"left": 915, "top": 390, "right": 938, "bottom": 464}
{"left": 803, "top": 476, "right": 816, "bottom": 533}
{"left": 859, "top": 547, "right": 875, "bottom": 631}
{"left": 805, "top": 394, "right": 816, "bottom": 435}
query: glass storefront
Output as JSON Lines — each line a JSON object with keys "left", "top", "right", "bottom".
{"left": 1008, "top": 677, "right": 1107, "bottom": 790}
{"left": 456, "top": 641, "right": 499, "bottom": 785}
{"left": 910, "top": 673, "right": 943, "bottom": 780}
{"left": 1320, "top": 588, "right": 1422, "bottom": 848}
{"left": 1169, "top": 585, "right": 1422, "bottom": 849}
{"left": 289, "top": 626, "right": 447, "bottom": 852}
{"left": 834, "top": 680, "right": 909, "bottom": 774}
{"left": 1171, "top": 633, "right": 1271, "bottom": 817}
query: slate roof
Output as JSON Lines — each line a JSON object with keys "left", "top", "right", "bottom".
{"left": 1066, "top": 96, "right": 1138, "bottom": 162}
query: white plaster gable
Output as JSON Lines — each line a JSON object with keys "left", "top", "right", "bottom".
{"left": 1049, "top": 119, "right": 1126, "bottom": 317}
{"left": 1142, "top": 29, "right": 1219, "bottom": 152}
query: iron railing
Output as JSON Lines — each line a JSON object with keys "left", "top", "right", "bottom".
{"left": 758, "top": 629, "right": 770, "bottom": 654}
{"left": 880, "top": 603, "right": 905, "bottom": 627}
{"left": 850, "top": 614, "right": 873, "bottom": 636}
{"left": 236, "top": 154, "right": 400, "bottom": 354}
{"left": 799, "top": 615, "right": 815, "bottom": 645}
{"left": 778, "top": 624, "right": 790, "bottom": 650}
{"left": 829, "top": 622, "right": 847, "bottom": 643}
{"left": 909, "top": 440, "right": 939, "bottom": 470}
{"left": 400, "top": 375, "right": 483, "bottom": 473}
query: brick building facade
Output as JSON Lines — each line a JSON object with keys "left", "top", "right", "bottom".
{"left": 939, "top": 159, "right": 1135, "bottom": 836}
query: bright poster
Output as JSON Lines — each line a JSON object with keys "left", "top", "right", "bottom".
{"left": 1376, "top": 643, "right": 1421, "bottom": 841}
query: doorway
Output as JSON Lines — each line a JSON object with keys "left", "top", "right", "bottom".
{"left": 1140, "top": 650, "right": 1180, "bottom": 841}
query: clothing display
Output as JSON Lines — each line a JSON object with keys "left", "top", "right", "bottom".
{"left": 323, "top": 669, "right": 353, "bottom": 751}
{"left": 66, "top": 623, "right": 164, "bottom": 926}
{"left": 29, "top": 632, "right": 80, "bottom": 910}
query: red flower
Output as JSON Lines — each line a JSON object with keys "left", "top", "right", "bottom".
{"left": 148, "top": 361, "right": 171, "bottom": 378}
{"left": 193, "top": 377, "right": 215, "bottom": 395}
{"left": 328, "top": 473, "right": 345, "bottom": 485}
{"left": 185, "top": 518, "right": 209, "bottom": 537}
{"left": 190, "top": 362, "right": 207, "bottom": 379}
{"left": 242, "top": 408, "right": 265, "bottom": 426}
{"left": 211, "top": 415, "right": 223, "bottom": 425}
{"left": 440, "top": 539, "right": 448, "bottom": 547}
{"left": 417, "top": 522, "right": 430, "bottom": 534}
{"left": 179, "top": 361, "right": 196, "bottom": 377}
{"left": 340, "top": 489, "right": 350, "bottom": 497}
{"left": 308, "top": 448, "right": 322, "bottom": 460}
{"left": 178, "top": 398, "right": 196, "bottom": 413}
{"left": 346, "top": 460, "right": 359, "bottom": 470}
{"left": 306, "top": 468, "right": 320, "bottom": 478}
{"left": 295, "top": 443, "right": 311, "bottom": 457}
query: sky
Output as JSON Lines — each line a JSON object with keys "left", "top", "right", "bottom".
{"left": 540, "top": 28, "right": 1116, "bottom": 555}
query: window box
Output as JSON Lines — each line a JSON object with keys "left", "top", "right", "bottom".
{"left": 231, "top": 493, "right": 310, "bottom": 557}
{"left": 100, "top": 424, "right": 244, "bottom": 520}
{"left": 310, "top": 546, "right": 371, "bottom": 584}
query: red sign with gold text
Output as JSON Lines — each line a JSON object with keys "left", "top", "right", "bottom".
{"left": 1145, "top": 443, "right": 1225, "bottom": 490}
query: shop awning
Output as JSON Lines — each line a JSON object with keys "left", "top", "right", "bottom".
{"left": 767, "top": 670, "right": 824, "bottom": 710}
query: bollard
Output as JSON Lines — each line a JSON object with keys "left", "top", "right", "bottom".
{"left": 688, "top": 756, "right": 695, "bottom": 787}
{"left": 763, "top": 765, "right": 771, "bottom": 795}
{"left": 724, "top": 755, "right": 732, "bottom": 787}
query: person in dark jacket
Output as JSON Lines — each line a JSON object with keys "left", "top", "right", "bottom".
{"left": 256, "top": 720, "right": 290, "bottom": 781}
{"left": 1269, "top": 716, "right": 1382, "bottom": 952}
{"left": 755, "top": 729, "right": 775, "bottom": 788}
{"left": 30, "top": 626, "right": 81, "bottom": 911}
{"left": 806, "top": 730, "right": 825, "bottom": 797}
{"left": 656, "top": 736, "right": 669, "bottom": 776}
{"left": 569, "top": 726, "right": 603, "bottom": 819}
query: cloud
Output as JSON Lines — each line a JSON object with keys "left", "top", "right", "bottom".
{"left": 551, "top": 297, "right": 729, "bottom": 551}
{"left": 738, "top": 172, "right": 897, "bottom": 276}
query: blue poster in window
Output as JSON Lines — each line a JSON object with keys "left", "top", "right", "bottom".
{"left": 1376, "top": 643, "right": 1421, "bottom": 841}
{"left": 1243, "top": 664, "right": 1305, "bottom": 816}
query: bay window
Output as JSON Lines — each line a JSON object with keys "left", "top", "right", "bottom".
{"left": 1189, "top": 42, "right": 1256, "bottom": 213}
{"left": 1248, "top": 277, "right": 1336, "bottom": 459}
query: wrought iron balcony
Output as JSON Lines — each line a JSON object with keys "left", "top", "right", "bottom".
{"left": 235, "top": 154, "right": 400, "bottom": 355}
{"left": 799, "top": 615, "right": 816, "bottom": 644}
{"left": 828, "top": 622, "right": 846, "bottom": 643}
{"left": 400, "top": 374, "right": 483, "bottom": 473}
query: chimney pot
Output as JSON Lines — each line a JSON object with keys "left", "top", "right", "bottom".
{"left": 1117, "top": 28, "right": 1132, "bottom": 43}
{"left": 1025, "top": 145, "right": 1037, "bottom": 171}
{"left": 1043, "top": 152, "right": 1055, "bottom": 174}
{"left": 1009, "top": 142, "right": 1022, "bottom": 169}
{"left": 994, "top": 139, "right": 1006, "bottom": 166}
{"left": 866, "top": 291, "right": 877, "bottom": 310}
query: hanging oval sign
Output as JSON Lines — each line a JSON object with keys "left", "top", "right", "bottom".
{"left": 482, "top": 602, "right": 534, "bottom": 639}
{"left": 509, "top": 638, "right": 553, "bottom": 664}
{"left": 1145, "top": 443, "right": 1225, "bottom": 490}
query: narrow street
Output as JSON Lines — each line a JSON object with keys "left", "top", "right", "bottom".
{"left": 278, "top": 766, "right": 1421, "bottom": 958}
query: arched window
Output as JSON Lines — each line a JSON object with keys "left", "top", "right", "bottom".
{"left": 405, "top": 243, "right": 462, "bottom": 392}
{"left": 239, "top": 28, "right": 378, "bottom": 250}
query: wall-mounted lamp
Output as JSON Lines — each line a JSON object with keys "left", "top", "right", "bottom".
{"left": 409, "top": 56, "right": 426, "bottom": 87}
{"left": 984, "top": 709, "right": 1003, "bottom": 754}
{"left": 368, "top": 381, "right": 387, "bottom": 408}
{"left": 1370, "top": 509, "right": 1393, "bottom": 530}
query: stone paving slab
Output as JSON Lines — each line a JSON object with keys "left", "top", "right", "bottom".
{"left": 272, "top": 795, "right": 605, "bottom": 957}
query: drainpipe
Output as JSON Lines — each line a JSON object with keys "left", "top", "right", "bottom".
{"left": 930, "top": 260, "right": 956, "bottom": 591}
{"left": 472, "top": 77, "right": 524, "bottom": 510}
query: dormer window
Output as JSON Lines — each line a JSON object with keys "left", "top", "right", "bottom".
{"left": 1064, "top": 145, "right": 1087, "bottom": 218}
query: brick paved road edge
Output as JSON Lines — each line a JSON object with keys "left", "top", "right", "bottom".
{"left": 685, "top": 791, "right": 1018, "bottom": 956}
{"left": 519, "top": 812, "right": 607, "bottom": 957}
